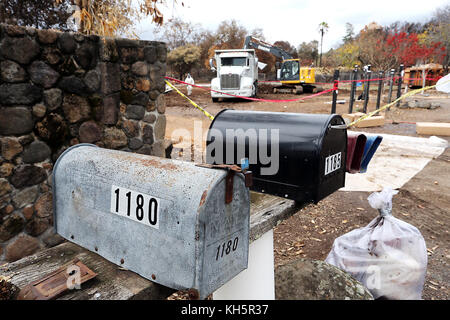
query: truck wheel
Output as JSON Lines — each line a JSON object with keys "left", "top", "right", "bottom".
{"left": 212, "top": 97, "right": 219, "bottom": 103}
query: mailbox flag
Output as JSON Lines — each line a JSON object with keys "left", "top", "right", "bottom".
{"left": 360, "top": 135, "right": 383, "bottom": 173}
{"left": 346, "top": 132, "right": 367, "bottom": 174}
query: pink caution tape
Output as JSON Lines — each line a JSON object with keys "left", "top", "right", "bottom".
{"left": 165, "top": 76, "right": 336, "bottom": 103}
{"left": 164, "top": 75, "right": 443, "bottom": 104}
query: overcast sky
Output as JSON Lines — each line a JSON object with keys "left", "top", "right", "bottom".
{"left": 136, "top": 0, "right": 448, "bottom": 51}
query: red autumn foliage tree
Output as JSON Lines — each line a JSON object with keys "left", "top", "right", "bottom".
{"left": 357, "top": 27, "right": 446, "bottom": 70}
{"left": 384, "top": 32, "right": 445, "bottom": 67}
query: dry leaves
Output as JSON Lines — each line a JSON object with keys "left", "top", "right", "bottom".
{"left": 58, "top": 0, "right": 170, "bottom": 37}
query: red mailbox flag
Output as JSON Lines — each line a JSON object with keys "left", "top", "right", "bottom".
{"left": 346, "top": 132, "right": 367, "bottom": 174}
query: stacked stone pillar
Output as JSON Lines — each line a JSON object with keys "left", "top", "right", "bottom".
{"left": 0, "top": 24, "right": 167, "bottom": 263}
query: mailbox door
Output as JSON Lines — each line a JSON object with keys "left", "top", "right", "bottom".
{"left": 197, "top": 173, "right": 250, "bottom": 298}
{"left": 317, "top": 121, "right": 347, "bottom": 202}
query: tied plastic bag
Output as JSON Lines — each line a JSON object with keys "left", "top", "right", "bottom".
{"left": 325, "top": 187, "right": 427, "bottom": 299}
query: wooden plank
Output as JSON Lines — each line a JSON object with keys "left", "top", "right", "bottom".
{"left": 416, "top": 122, "right": 450, "bottom": 136}
{"left": 249, "top": 192, "right": 304, "bottom": 242}
{"left": 0, "top": 192, "right": 304, "bottom": 300}
{"left": 342, "top": 112, "right": 368, "bottom": 124}
{"left": 343, "top": 113, "right": 385, "bottom": 128}
{"left": 342, "top": 113, "right": 356, "bottom": 124}
{"left": 0, "top": 242, "right": 175, "bottom": 300}
{"left": 354, "top": 115, "right": 385, "bottom": 128}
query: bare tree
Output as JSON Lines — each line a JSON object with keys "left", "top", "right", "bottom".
{"left": 427, "top": 4, "right": 450, "bottom": 70}
{"left": 273, "top": 40, "right": 298, "bottom": 59}
{"left": 153, "top": 17, "right": 201, "bottom": 50}
{"left": 343, "top": 23, "right": 354, "bottom": 43}
{"left": 0, "top": 0, "right": 73, "bottom": 31}
{"left": 214, "top": 19, "right": 248, "bottom": 49}
{"left": 297, "top": 40, "right": 319, "bottom": 66}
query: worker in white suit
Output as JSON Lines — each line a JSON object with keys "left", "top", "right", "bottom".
{"left": 185, "top": 73, "right": 194, "bottom": 95}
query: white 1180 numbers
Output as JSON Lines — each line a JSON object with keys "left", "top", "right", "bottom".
{"left": 110, "top": 185, "right": 160, "bottom": 229}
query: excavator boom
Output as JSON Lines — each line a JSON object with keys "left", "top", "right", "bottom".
{"left": 244, "top": 36, "right": 293, "bottom": 61}
{"left": 243, "top": 36, "right": 316, "bottom": 94}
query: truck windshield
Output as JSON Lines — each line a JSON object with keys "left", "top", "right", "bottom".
{"left": 221, "top": 57, "right": 247, "bottom": 66}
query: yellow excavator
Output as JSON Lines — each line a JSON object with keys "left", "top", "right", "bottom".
{"left": 244, "top": 36, "right": 316, "bottom": 94}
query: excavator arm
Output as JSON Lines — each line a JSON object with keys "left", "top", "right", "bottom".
{"left": 243, "top": 36, "right": 316, "bottom": 93}
{"left": 243, "top": 36, "right": 293, "bottom": 61}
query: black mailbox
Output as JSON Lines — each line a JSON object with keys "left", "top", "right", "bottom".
{"left": 206, "top": 110, "right": 347, "bottom": 204}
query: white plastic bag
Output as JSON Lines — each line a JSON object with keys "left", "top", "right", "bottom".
{"left": 325, "top": 187, "right": 427, "bottom": 299}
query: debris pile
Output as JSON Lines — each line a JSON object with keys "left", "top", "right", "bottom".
{"left": 0, "top": 275, "right": 19, "bottom": 300}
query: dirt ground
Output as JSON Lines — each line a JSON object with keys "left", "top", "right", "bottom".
{"left": 164, "top": 82, "right": 449, "bottom": 300}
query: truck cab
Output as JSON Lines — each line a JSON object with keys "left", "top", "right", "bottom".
{"left": 210, "top": 49, "right": 258, "bottom": 102}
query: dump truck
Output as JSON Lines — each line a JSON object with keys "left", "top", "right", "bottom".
{"left": 244, "top": 36, "right": 316, "bottom": 94}
{"left": 209, "top": 49, "right": 259, "bottom": 102}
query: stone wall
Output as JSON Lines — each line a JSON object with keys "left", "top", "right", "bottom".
{"left": 0, "top": 24, "right": 167, "bottom": 263}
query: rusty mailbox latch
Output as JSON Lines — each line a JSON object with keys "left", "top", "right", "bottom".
{"left": 17, "top": 258, "right": 97, "bottom": 300}
{"left": 196, "top": 164, "right": 252, "bottom": 204}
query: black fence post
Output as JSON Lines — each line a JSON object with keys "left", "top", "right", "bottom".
{"left": 363, "top": 70, "right": 371, "bottom": 113}
{"left": 396, "top": 64, "right": 404, "bottom": 107}
{"left": 376, "top": 71, "right": 384, "bottom": 109}
{"left": 331, "top": 69, "right": 339, "bottom": 114}
{"left": 348, "top": 65, "right": 358, "bottom": 114}
{"left": 387, "top": 68, "right": 395, "bottom": 105}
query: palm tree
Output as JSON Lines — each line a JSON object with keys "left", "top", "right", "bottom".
{"left": 318, "top": 22, "right": 329, "bottom": 67}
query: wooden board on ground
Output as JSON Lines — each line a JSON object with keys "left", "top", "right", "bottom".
{"left": 342, "top": 113, "right": 385, "bottom": 128}
{"left": 416, "top": 122, "right": 450, "bottom": 136}
{"left": 354, "top": 115, "right": 385, "bottom": 128}
{"left": 342, "top": 112, "right": 365, "bottom": 123}
{"left": 0, "top": 193, "right": 303, "bottom": 300}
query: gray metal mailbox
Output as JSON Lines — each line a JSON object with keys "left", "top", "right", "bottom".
{"left": 53, "top": 144, "right": 250, "bottom": 299}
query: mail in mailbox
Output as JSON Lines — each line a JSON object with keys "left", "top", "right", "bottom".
{"left": 206, "top": 110, "right": 347, "bottom": 204}
{"left": 53, "top": 144, "right": 250, "bottom": 300}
